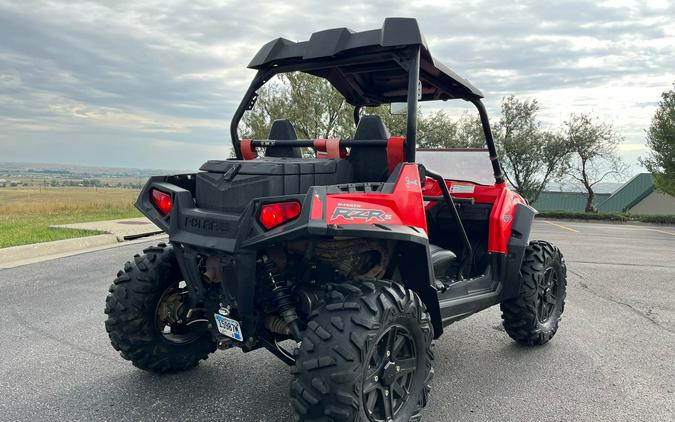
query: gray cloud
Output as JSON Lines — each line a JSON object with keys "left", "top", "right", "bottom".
{"left": 0, "top": 0, "right": 673, "bottom": 172}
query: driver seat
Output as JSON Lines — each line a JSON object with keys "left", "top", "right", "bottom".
{"left": 349, "top": 115, "right": 390, "bottom": 182}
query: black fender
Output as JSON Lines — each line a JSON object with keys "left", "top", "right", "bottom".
{"left": 501, "top": 203, "right": 537, "bottom": 299}
{"left": 395, "top": 240, "right": 444, "bottom": 338}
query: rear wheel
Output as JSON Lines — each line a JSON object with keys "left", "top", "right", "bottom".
{"left": 104, "top": 243, "right": 216, "bottom": 373}
{"left": 501, "top": 240, "right": 567, "bottom": 346}
{"left": 290, "top": 279, "right": 434, "bottom": 422}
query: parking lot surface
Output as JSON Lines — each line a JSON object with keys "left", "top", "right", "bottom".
{"left": 0, "top": 220, "right": 673, "bottom": 421}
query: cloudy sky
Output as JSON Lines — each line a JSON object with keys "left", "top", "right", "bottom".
{"left": 1, "top": 0, "right": 673, "bottom": 175}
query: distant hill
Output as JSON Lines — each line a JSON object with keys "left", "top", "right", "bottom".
{"left": 0, "top": 161, "right": 631, "bottom": 195}
{"left": 0, "top": 162, "right": 188, "bottom": 178}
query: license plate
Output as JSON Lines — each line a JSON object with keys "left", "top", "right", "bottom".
{"left": 214, "top": 313, "right": 243, "bottom": 342}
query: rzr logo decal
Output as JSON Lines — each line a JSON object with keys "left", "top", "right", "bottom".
{"left": 331, "top": 207, "right": 393, "bottom": 222}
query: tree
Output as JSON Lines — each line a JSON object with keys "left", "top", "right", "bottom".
{"left": 562, "top": 113, "right": 626, "bottom": 212}
{"left": 419, "top": 112, "right": 484, "bottom": 148}
{"left": 494, "top": 96, "right": 569, "bottom": 203}
{"left": 241, "top": 72, "right": 484, "bottom": 150}
{"left": 241, "top": 73, "right": 354, "bottom": 140}
{"left": 640, "top": 83, "right": 675, "bottom": 196}
{"left": 367, "top": 107, "right": 484, "bottom": 148}
{"left": 361, "top": 105, "right": 406, "bottom": 137}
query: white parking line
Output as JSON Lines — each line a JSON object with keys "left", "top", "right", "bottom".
{"left": 541, "top": 220, "right": 579, "bottom": 233}
{"left": 646, "top": 228, "right": 675, "bottom": 236}
{"left": 540, "top": 221, "right": 675, "bottom": 237}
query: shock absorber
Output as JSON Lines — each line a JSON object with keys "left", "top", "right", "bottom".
{"left": 262, "top": 255, "right": 303, "bottom": 340}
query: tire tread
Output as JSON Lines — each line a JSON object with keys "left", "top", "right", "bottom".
{"left": 291, "top": 279, "right": 434, "bottom": 421}
{"left": 501, "top": 240, "right": 567, "bottom": 346}
{"left": 104, "top": 243, "right": 216, "bottom": 373}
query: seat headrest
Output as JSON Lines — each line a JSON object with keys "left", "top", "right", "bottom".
{"left": 349, "top": 115, "right": 390, "bottom": 182}
{"left": 268, "top": 119, "right": 297, "bottom": 140}
{"left": 353, "top": 115, "right": 390, "bottom": 140}
{"left": 265, "top": 119, "right": 302, "bottom": 158}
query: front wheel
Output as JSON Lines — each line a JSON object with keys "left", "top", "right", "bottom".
{"left": 501, "top": 240, "right": 567, "bottom": 346}
{"left": 290, "top": 279, "right": 434, "bottom": 422}
{"left": 104, "top": 243, "right": 216, "bottom": 373}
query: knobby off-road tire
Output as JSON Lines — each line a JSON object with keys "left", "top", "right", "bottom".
{"left": 290, "top": 279, "right": 434, "bottom": 422}
{"left": 105, "top": 243, "right": 216, "bottom": 373}
{"left": 501, "top": 240, "right": 567, "bottom": 346}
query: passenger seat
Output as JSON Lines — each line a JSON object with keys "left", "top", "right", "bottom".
{"left": 264, "top": 119, "right": 302, "bottom": 158}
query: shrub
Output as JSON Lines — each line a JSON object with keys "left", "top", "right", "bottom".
{"left": 536, "top": 210, "right": 675, "bottom": 224}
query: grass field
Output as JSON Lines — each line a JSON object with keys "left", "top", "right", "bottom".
{"left": 0, "top": 187, "right": 141, "bottom": 248}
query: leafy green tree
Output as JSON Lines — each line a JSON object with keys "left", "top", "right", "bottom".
{"left": 562, "top": 113, "right": 626, "bottom": 212}
{"left": 368, "top": 107, "right": 484, "bottom": 148}
{"left": 419, "top": 111, "right": 484, "bottom": 148}
{"left": 360, "top": 105, "right": 406, "bottom": 137}
{"left": 494, "top": 96, "right": 570, "bottom": 203}
{"left": 640, "top": 84, "right": 675, "bottom": 196}
{"left": 241, "top": 73, "right": 353, "bottom": 140}
{"left": 241, "top": 72, "right": 484, "bottom": 150}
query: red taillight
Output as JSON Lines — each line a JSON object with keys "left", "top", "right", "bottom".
{"left": 151, "top": 189, "right": 173, "bottom": 216}
{"left": 259, "top": 201, "right": 301, "bottom": 230}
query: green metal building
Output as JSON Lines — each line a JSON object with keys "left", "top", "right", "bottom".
{"left": 532, "top": 191, "right": 611, "bottom": 212}
{"left": 532, "top": 173, "right": 675, "bottom": 215}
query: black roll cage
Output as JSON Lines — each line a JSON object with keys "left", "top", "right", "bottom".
{"left": 229, "top": 45, "right": 504, "bottom": 185}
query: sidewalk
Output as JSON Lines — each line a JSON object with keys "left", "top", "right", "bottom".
{"left": 0, "top": 217, "right": 164, "bottom": 269}
{"left": 50, "top": 217, "right": 163, "bottom": 241}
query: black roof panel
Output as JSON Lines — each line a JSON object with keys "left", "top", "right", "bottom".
{"left": 248, "top": 18, "right": 483, "bottom": 105}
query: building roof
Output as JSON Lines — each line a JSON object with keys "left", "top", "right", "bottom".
{"left": 597, "top": 173, "right": 654, "bottom": 213}
{"left": 247, "top": 17, "right": 483, "bottom": 106}
{"left": 531, "top": 173, "right": 661, "bottom": 213}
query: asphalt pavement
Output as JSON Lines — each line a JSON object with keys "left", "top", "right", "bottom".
{"left": 0, "top": 220, "right": 673, "bottom": 421}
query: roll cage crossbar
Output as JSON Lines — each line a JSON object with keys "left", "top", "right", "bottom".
{"left": 229, "top": 20, "right": 505, "bottom": 185}
{"left": 246, "top": 139, "right": 391, "bottom": 148}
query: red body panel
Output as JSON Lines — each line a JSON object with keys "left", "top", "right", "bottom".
{"left": 421, "top": 178, "right": 525, "bottom": 254}
{"left": 421, "top": 178, "right": 502, "bottom": 206}
{"left": 487, "top": 187, "right": 526, "bottom": 253}
{"left": 317, "top": 164, "right": 428, "bottom": 233}
{"left": 310, "top": 163, "right": 525, "bottom": 253}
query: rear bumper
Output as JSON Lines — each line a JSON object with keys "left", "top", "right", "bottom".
{"left": 137, "top": 177, "right": 430, "bottom": 253}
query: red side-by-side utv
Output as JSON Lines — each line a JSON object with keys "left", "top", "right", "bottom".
{"left": 105, "top": 18, "right": 567, "bottom": 422}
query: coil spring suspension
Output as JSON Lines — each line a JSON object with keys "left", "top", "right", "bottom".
{"left": 262, "top": 256, "right": 302, "bottom": 340}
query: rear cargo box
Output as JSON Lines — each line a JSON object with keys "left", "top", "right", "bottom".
{"left": 196, "top": 158, "right": 352, "bottom": 213}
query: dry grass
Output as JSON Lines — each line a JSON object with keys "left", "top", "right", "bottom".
{"left": 0, "top": 187, "right": 142, "bottom": 248}
{"left": 0, "top": 187, "right": 138, "bottom": 215}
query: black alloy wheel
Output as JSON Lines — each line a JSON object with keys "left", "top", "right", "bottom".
{"left": 501, "top": 240, "right": 567, "bottom": 346}
{"left": 363, "top": 325, "right": 418, "bottom": 421}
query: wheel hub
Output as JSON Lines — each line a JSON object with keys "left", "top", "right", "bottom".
{"left": 155, "top": 281, "right": 205, "bottom": 344}
{"left": 381, "top": 361, "right": 399, "bottom": 387}
{"left": 537, "top": 268, "right": 559, "bottom": 323}
{"left": 362, "top": 325, "right": 417, "bottom": 421}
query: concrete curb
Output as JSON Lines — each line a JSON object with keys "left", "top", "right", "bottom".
{"left": 50, "top": 217, "right": 162, "bottom": 240}
{"left": 0, "top": 234, "right": 168, "bottom": 269}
